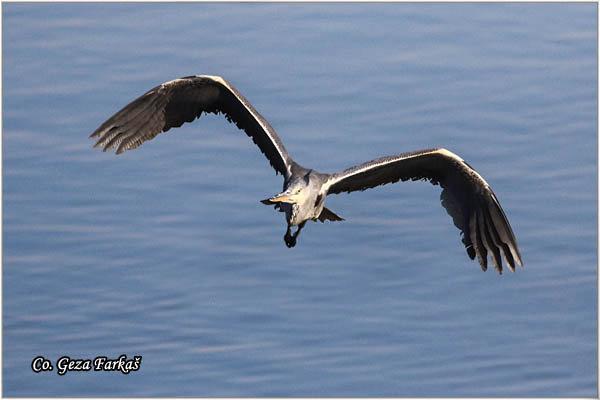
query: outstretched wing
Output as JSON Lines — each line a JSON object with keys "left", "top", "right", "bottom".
{"left": 90, "top": 75, "right": 292, "bottom": 177}
{"left": 324, "top": 148, "right": 523, "bottom": 274}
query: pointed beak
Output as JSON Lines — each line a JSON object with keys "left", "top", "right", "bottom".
{"left": 261, "top": 191, "right": 296, "bottom": 204}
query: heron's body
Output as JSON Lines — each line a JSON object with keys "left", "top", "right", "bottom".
{"left": 91, "top": 75, "right": 523, "bottom": 274}
{"left": 278, "top": 167, "right": 328, "bottom": 227}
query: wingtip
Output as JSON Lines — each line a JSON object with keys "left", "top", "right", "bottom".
{"left": 508, "top": 244, "right": 524, "bottom": 270}
{"left": 515, "top": 256, "right": 524, "bottom": 268}
{"left": 504, "top": 253, "right": 522, "bottom": 273}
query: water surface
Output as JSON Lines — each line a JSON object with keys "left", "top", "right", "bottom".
{"left": 3, "top": 3, "right": 597, "bottom": 397}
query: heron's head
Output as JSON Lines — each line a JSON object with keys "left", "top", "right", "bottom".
{"left": 261, "top": 180, "right": 308, "bottom": 205}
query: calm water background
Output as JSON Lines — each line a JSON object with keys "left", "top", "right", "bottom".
{"left": 2, "top": 3, "right": 597, "bottom": 397}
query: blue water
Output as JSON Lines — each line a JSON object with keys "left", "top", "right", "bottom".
{"left": 3, "top": 3, "right": 597, "bottom": 397}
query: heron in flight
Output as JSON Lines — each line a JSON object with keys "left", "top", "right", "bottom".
{"left": 90, "top": 75, "right": 523, "bottom": 274}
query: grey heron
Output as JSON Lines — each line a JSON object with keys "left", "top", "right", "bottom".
{"left": 90, "top": 75, "right": 523, "bottom": 274}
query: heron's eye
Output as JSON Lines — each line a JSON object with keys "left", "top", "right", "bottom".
{"left": 297, "top": 188, "right": 302, "bottom": 194}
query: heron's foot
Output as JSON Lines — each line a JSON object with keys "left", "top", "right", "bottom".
{"left": 284, "top": 230, "right": 297, "bottom": 248}
{"left": 284, "top": 222, "right": 306, "bottom": 248}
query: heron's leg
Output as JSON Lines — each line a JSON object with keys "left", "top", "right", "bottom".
{"left": 291, "top": 221, "right": 307, "bottom": 241}
{"left": 284, "top": 221, "right": 305, "bottom": 248}
{"left": 284, "top": 225, "right": 295, "bottom": 248}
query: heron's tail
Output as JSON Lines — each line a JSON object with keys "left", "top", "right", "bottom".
{"left": 317, "top": 207, "right": 344, "bottom": 223}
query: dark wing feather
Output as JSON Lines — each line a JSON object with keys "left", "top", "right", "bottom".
{"left": 90, "top": 75, "right": 292, "bottom": 177}
{"left": 325, "top": 148, "right": 523, "bottom": 274}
